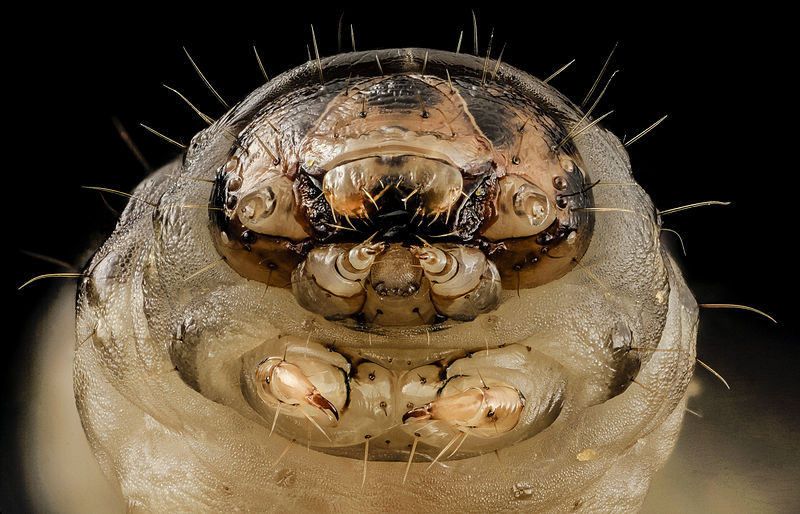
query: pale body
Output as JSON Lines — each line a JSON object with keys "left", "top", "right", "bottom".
{"left": 71, "top": 49, "right": 697, "bottom": 512}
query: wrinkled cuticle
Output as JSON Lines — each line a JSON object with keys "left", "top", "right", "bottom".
{"left": 74, "top": 47, "right": 695, "bottom": 511}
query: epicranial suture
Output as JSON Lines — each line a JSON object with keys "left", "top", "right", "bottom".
{"left": 66, "top": 21, "right": 720, "bottom": 512}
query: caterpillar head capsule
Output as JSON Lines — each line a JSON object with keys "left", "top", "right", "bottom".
{"left": 73, "top": 46, "right": 697, "bottom": 512}
{"left": 209, "top": 58, "right": 593, "bottom": 325}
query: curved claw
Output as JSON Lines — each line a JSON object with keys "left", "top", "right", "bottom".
{"left": 256, "top": 358, "right": 339, "bottom": 424}
{"left": 306, "top": 390, "right": 339, "bottom": 422}
{"left": 402, "top": 404, "right": 434, "bottom": 423}
{"left": 402, "top": 385, "right": 524, "bottom": 435}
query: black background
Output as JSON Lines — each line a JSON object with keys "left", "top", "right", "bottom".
{"left": 4, "top": 4, "right": 798, "bottom": 512}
